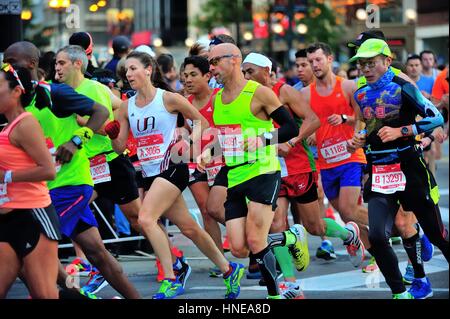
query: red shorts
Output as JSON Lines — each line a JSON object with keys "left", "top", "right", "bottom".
{"left": 279, "top": 171, "right": 318, "bottom": 199}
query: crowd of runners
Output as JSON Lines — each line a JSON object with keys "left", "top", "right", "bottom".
{"left": 0, "top": 28, "right": 448, "bottom": 300}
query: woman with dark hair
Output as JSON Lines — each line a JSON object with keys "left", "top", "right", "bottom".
{"left": 105, "top": 51, "right": 245, "bottom": 299}
{"left": 0, "top": 64, "right": 60, "bottom": 299}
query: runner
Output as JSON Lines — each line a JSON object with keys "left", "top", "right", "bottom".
{"left": 3, "top": 41, "right": 140, "bottom": 299}
{"left": 304, "top": 42, "right": 368, "bottom": 267}
{"left": 109, "top": 50, "right": 245, "bottom": 299}
{"left": 55, "top": 45, "right": 144, "bottom": 294}
{"left": 205, "top": 43, "right": 306, "bottom": 299}
{"left": 182, "top": 55, "right": 225, "bottom": 277}
{"left": 0, "top": 64, "right": 60, "bottom": 299}
{"left": 349, "top": 38, "right": 449, "bottom": 299}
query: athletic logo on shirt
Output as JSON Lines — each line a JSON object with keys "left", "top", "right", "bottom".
{"left": 136, "top": 116, "right": 156, "bottom": 132}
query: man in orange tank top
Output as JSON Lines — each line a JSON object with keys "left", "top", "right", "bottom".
{"left": 303, "top": 42, "right": 369, "bottom": 266}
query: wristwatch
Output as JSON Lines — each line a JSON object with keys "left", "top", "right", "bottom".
{"left": 341, "top": 114, "right": 348, "bottom": 124}
{"left": 400, "top": 126, "right": 409, "bottom": 137}
{"left": 71, "top": 135, "right": 83, "bottom": 149}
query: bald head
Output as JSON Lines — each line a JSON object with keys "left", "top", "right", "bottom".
{"left": 209, "top": 43, "right": 242, "bottom": 62}
{"left": 3, "top": 41, "right": 40, "bottom": 75}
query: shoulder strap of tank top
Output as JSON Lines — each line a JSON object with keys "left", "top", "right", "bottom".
{"left": 2, "top": 112, "right": 33, "bottom": 136}
{"left": 272, "top": 81, "right": 285, "bottom": 97}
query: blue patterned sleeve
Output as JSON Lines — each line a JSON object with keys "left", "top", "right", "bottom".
{"left": 402, "top": 82, "right": 444, "bottom": 135}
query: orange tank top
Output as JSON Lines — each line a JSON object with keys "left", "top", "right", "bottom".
{"left": 310, "top": 77, "right": 366, "bottom": 170}
{"left": 0, "top": 112, "right": 51, "bottom": 209}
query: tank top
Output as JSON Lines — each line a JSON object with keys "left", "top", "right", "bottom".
{"left": 128, "top": 88, "right": 178, "bottom": 178}
{"left": 310, "top": 77, "right": 366, "bottom": 170}
{"left": 0, "top": 112, "right": 51, "bottom": 209}
{"left": 213, "top": 80, "right": 280, "bottom": 188}
{"left": 272, "top": 81, "right": 316, "bottom": 176}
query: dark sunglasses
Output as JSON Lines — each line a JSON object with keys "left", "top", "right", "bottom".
{"left": 208, "top": 54, "right": 238, "bottom": 66}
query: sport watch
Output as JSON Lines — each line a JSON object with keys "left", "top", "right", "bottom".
{"left": 71, "top": 135, "right": 83, "bottom": 149}
{"left": 341, "top": 114, "right": 348, "bottom": 123}
{"left": 400, "top": 126, "right": 409, "bottom": 137}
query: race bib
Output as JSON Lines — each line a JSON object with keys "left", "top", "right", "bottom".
{"left": 137, "top": 133, "right": 164, "bottom": 165}
{"left": 205, "top": 164, "right": 224, "bottom": 186}
{"left": 0, "top": 183, "right": 10, "bottom": 206}
{"left": 132, "top": 160, "right": 142, "bottom": 172}
{"left": 217, "top": 125, "right": 244, "bottom": 158}
{"left": 320, "top": 137, "right": 351, "bottom": 164}
{"left": 89, "top": 154, "right": 111, "bottom": 184}
{"left": 46, "top": 138, "right": 61, "bottom": 173}
{"left": 371, "top": 163, "right": 406, "bottom": 194}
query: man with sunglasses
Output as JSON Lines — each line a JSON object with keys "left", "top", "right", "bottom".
{"left": 348, "top": 39, "right": 448, "bottom": 299}
{"left": 204, "top": 43, "right": 306, "bottom": 299}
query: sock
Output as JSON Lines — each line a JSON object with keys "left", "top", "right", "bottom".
{"left": 273, "top": 246, "right": 295, "bottom": 279}
{"left": 268, "top": 229, "right": 296, "bottom": 248}
{"left": 403, "top": 233, "right": 426, "bottom": 278}
{"left": 324, "top": 218, "right": 350, "bottom": 241}
{"left": 173, "top": 257, "right": 182, "bottom": 271}
{"left": 254, "top": 246, "right": 279, "bottom": 297}
{"left": 223, "top": 263, "right": 233, "bottom": 278}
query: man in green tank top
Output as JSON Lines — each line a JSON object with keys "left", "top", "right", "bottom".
{"left": 206, "top": 43, "right": 306, "bottom": 299}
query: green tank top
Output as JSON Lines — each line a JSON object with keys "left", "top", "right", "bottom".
{"left": 357, "top": 66, "right": 401, "bottom": 89}
{"left": 26, "top": 95, "right": 93, "bottom": 190}
{"left": 75, "top": 79, "right": 118, "bottom": 162}
{"left": 213, "top": 80, "right": 280, "bottom": 188}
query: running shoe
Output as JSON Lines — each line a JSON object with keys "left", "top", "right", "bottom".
{"left": 155, "top": 258, "right": 165, "bottom": 282}
{"left": 174, "top": 257, "right": 192, "bottom": 289}
{"left": 288, "top": 224, "right": 310, "bottom": 271}
{"left": 67, "top": 258, "right": 94, "bottom": 276}
{"left": 420, "top": 234, "right": 434, "bottom": 262}
{"left": 79, "top": 289, "right": 102, "bottom": 299}
{"left": 362, "top": 256, "right": 379, "bottom": 273}
{"left": 343, "top": 222, "right": 365, "bottom": 268}
{"left": 222, "top": 235, "right": 230, "bottom": 252}
{"left": 403, "top": 264, "right": 415, "bottom": 285}
{"left": 316, "top": 240, "right": 337, "bottom": 261}
{"left": 392, "top": 291, "right": 414, "bottom": 299}
{"left": 209, "top": 266, "right": 223, "bottom": 278}
{"left": 152, "top": 278, "right": 184, "bottom": 299}
{"left": 223, "top": 262, "right": 245, "bottom": 299}
{"left": 279, "top": 281, "right": 304, "bottom": 299}
{"left": 408, "top": 277, "right": 433, "bottom": 299}
{"left": 246, "top": 268, "right": 262, "bottom": 279}
{"left": 81, "top": 271, "right": 109, "bottom": 294}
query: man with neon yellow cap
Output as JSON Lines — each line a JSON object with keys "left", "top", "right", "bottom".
{"left": 348, "top": 38, "right": 448, "bottom": 299}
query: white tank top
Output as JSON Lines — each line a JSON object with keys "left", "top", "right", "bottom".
{"left": 128, "top": 88, "right": 178, "bottom": 177}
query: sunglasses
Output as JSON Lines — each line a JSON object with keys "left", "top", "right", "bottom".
{"left": 1, "top": 63, "right": 25, "bottom": 93}
{"left": 208, "top": 54, "right": 238, "bottom": 66}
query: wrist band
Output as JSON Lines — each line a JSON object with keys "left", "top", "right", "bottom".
{"left": 73, "top": 127, "right": 94, "bottom": 145}
{"left": 4, "top": 170, "right": 12, "bottom": 184}
{"left": 286, "top": 140, "right": 295, "bottom": 148}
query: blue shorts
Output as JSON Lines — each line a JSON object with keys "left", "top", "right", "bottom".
{"left": 320, "top": 162, "right": 364, "bottom": 200}
{"left": 50, "top": 185, "right": 98, "bottom": 238}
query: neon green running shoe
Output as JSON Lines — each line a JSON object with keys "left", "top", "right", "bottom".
{"left": 392, "top": 291, "right": 414, "bottom": 299}
{"left": 152, "top": 279, "right": 184, "bottom": 299}
{"left": 288, "top": 224, "right": 310, "bottom": 271}
{"left": 223, "top": 262, "right": 245, "bottom": 299}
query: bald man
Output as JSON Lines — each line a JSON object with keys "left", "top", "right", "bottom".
{"left": 206, "top": 43, "right": 305, "bottom": 299}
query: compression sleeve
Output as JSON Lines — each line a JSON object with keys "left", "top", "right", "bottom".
{"left": 402, "top": 82, "right": 444, "bottom": 135}
{"left": 261, "top": 106, "right": 299, "bottom": 145}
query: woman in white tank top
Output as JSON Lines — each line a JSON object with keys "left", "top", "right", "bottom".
{"left": 109, "top": 51, "right": 244, "bottom": 299}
